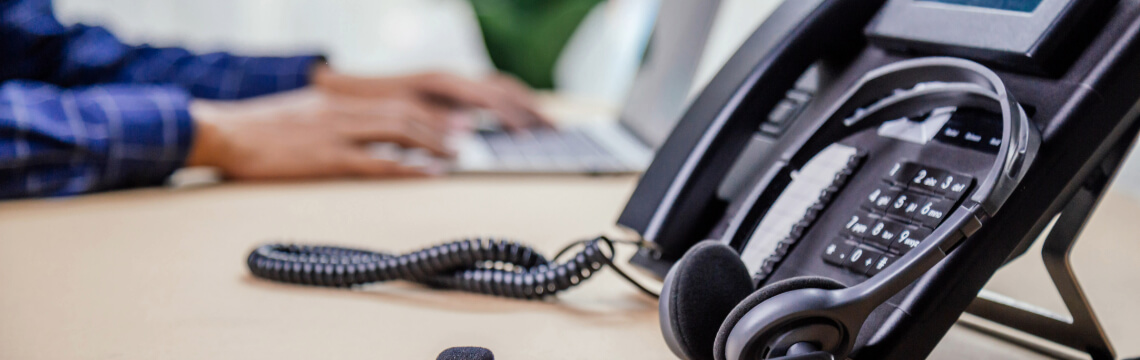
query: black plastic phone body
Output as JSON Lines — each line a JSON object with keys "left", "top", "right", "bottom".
{"left": 619, "top": 0, "right": 1140, "bottom": 358}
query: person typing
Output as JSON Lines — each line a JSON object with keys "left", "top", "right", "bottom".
{"left": 0, "top": 0, "right": 546, "bottom": 199}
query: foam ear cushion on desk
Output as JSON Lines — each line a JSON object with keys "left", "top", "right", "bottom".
{"left": 660, "top": 241, "right": 755, "bottom": 360}
{"left": 437, "top": 347, "right": 494, "bottom": 360}
{"left": 712, "top": 276, "right": 846, "bottom": 360}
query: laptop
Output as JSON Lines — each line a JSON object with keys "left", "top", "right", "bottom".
{"left": 448, "top": 0, "right": 724, "bottom": 174}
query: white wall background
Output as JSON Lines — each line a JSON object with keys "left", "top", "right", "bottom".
{"left": 1112, "top": 141, "right": 1140, "bottom": 199}
{"left": 50, "top": 0, "right": 788, "bottom": 104}
{"left": 53, "top": 0, "right": 497, "bottom": 77}
{"left": 51, "top": 0, "right": 667, "bottom": 106}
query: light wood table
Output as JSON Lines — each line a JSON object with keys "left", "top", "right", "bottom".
{"left": 1, "top": 175, "right": 1137, "bottom": 359}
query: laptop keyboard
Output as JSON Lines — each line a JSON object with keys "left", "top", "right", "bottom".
{"left": 476, "top": 128, "right": 629, "bottom": 172}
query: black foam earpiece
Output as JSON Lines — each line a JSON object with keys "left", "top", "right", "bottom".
{"left": 660, "top": 241, "right": 756, "bottom": 360}
{"left": 713, "top": 276, "right": 846, "bottom": 360}
{"left": 437, "top": 347, "right": 494, "bottom": 360}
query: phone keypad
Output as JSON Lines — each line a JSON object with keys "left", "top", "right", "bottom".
{"left": 822, "top": 161, "right": 973, "bottom": 276}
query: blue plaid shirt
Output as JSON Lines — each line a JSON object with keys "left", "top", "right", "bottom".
{"left": 0, "top": 0, "right": 322, "bottom": 199}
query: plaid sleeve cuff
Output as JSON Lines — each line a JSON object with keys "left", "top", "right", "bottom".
{"left": 82, "top": 84, "right": 195, "bottom": 190}
{"left": 0, "top": 81, "right": 195, "bottom": 198}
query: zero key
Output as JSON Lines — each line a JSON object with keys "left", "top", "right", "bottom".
{"left": 845, "top": 245, "right": 883, "bottom": 275}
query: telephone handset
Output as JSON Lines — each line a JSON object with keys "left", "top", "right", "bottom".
{"left": 624, "top": 0, "right": 1140, "bottom": 359}
{"left": 616, "top": 0, "right": 886, "bottom": 267}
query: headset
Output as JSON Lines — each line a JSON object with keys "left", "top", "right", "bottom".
{"left": 658, "top": 58, "right": 1038, "bottom": 360}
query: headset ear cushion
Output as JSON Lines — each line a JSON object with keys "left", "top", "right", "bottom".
{"left": 713, "top": 276, "right": 846, "bottom": 360}
{"left": 660, "top": 241, "right": 755, "bottom": 360}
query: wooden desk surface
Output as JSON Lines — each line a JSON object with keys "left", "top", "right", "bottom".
{"left": 1, "top": 176, "right": 1138, "bottom": 359}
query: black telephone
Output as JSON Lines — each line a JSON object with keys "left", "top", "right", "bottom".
{"left": 243, "top": 0, "right": 1140, "bottom": 358}
{"left": 624, "top": 0, "right": 1140, "bottom": 359}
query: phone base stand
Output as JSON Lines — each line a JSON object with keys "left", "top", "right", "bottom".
{"left": 962, "top": 123, "right": 1140, "bottom": 360}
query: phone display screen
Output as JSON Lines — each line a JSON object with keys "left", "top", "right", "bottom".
{"left": 919, "top": 0, "right": 1043, "bottom": 12}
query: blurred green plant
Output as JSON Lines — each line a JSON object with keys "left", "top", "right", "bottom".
{"left": 469, "top": 0, "right": 605, "bottom": 89}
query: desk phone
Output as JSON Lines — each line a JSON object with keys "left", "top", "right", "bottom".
{"left": 616, "top": 0, "right": 1140, "bottom": 359}
{"left": 245, "top": 0, "right": 1140, "bottom": 358}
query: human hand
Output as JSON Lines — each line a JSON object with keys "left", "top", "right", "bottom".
{"left": 186, "top": 88, "right": 452, "bottom": 180}
{"left": 310, "top": 64, "right": 550, "bottom": 131}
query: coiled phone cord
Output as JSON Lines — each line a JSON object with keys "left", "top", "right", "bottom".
{"left": 246, "top": 236, "right": 659, "bottom": 300}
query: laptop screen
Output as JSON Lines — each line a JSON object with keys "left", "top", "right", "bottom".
{"left": 620, "top": 0, "right": 787, "bottom": 149}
